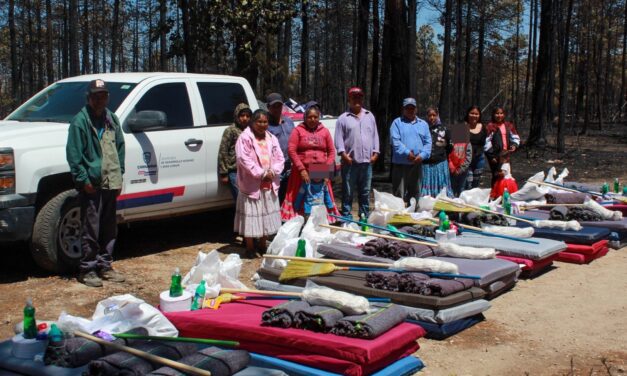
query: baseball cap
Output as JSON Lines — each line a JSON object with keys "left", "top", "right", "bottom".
{"left": 403, "top": 97, "right": 417, "bottom": 107}
{"left": 348, "top": 87, "right": 364, "bottom": 97}
{"left": 88, "top": 79, "right": 109, "bottom": 94}
{"left": 266, "top": 93, "right": 283, "bottom": 106}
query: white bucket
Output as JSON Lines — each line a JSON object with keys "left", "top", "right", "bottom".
{"left": 11, "top": 334, "right": 47, "bottom": 359}
{"left": 159, "top": 290, "right": 192, "bottom": 313}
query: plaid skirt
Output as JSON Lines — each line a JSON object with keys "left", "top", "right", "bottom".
{"left": 234, "top": 189, "right": 282, "bottom": 238}
{"left": 421, "top": 160, "right": 452, "bottom": 197}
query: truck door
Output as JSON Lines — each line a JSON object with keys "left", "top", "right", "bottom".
{"left": 119, "top": 80, "right": 208, "bottom": 219}
{"left": 193, "top": 80, "right": 251, "bottom": 204}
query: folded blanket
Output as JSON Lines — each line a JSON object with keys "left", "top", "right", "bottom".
{"left": 545, "top": 192, "right": 587, "bottom": 204}
{"left": 365, "top": 271, "right": 404, "bottom": 291}
{"left": 362, "top": 238, "right": 417, "bottom": 260}
{"left": 398, "top": 273, "right": 430, "bottom": 294}
{"left": 550, "top": 206, "right": 603, "bottom": 222}
{"left": 147, "top": 347, "right": 250, "bottom": 376}
{"left": 261, "top": 301, "right": 311, "bottom": 328}
{"left": 86, "top": 342, "right": 196, "bottom": 376}
{"left": 398, "top": 225, "right": 437, "bottom": 239}
{"left": 331, "top": 304, "right": 407, "bottom": 339}
{"left": 423, "top": 278, "right": 475, "bottom": 297}
{"left": 44, "top": 327, "right": 149, "bottom": 368}
{"left": 294, "top": 305, "right": 345, "bottom": 332}
{"left": 463, "top": 212, "right": 509, "bottom": 227}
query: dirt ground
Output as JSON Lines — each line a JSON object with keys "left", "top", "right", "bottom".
{"left": 1, "top": 130, "right": 627, "bottom": 375}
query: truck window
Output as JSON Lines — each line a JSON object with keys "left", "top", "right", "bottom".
{"left": 196, "top": 82, "right": 248, "bottom": 126}
{"left": 132, "top": 83, "right": 193, "bottom": 128}
{"left": 6, "top": 82, "right": 136, "bottom": 123}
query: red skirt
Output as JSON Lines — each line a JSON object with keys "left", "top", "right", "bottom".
{"left": 280, "top": 170, "right": 340, "bottom": 222}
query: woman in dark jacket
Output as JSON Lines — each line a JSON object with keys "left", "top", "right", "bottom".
{"left": 465, "top": 105, "right": 487, "bottom": 189}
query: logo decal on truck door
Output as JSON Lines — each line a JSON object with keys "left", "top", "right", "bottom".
{"left": 143, "top": 152, "right": 152, "bottom": 164}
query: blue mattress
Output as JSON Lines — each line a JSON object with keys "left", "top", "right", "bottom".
{"left": 250, "top": 353, "right": 425, "bottom": 376}
{"left": 407, "top": 313, "right": 485, "bottom": 340}
{"left": 514, "top": 222, "right": 610, "bottom": 245}
{"left": 520, "top": 210, "right": 627, "bottom": 239}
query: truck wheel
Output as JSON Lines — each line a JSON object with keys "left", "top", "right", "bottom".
{"left": 31, "top": 190, "right": 82, "bottom": 273}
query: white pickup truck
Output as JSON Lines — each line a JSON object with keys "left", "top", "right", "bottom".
{"left": 0, "top": 73, "right": 337, "bottom": 273}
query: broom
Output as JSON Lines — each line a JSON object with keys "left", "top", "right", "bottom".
{"left": 436, "top": 197, "right": 539, "bottom": 226}
{"left": 329, "top": 213, "right": 437, "bottom": 243}
{"left": 528, "top": 179, "right": 627, "bottom": 204}
{"left": 318, "top": 223, "right": 435, "bottom": 246}
{"left": 424, "top": 218, "right": 540, "bottom": 244}
{"left": 263, "top": 255, "right": 481, "bottom": 280}
{"left": 218, "top": 287, "right": 391, "bottom": 302}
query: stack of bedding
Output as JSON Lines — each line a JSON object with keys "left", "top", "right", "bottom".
{"left": 164, "top": 299, "right": 425, "bottom": 376}
{"left": 514, "top": 221, "right": 612, "bottom": 264}
{"left": 520, "top": 209, "right": 627, "bottom": 248}
{"left": 450, "top": 232, "right": 566, "bottom": 276}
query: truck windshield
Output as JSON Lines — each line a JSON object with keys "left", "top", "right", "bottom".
{"left": 6, "top": 82, "right": 136, "bottom": 123}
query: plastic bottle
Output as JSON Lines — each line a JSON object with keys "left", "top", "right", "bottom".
{"left": 623, "top": 185, "right": 627, "bottom": 196}
{"left": 387, "top": 224, "right": 406, "bottom": 238}
{"left": 295, "top": 239, "right": 306, "bottom": 257}
{"left": 601, "top": 182, "right": 609, "bottom": 195}
{"left": 169, "top": 267, "right": 183, "bottom": 298}
{"left": 360, "top": 213, "right": 370, "bottom": 232}
{"left": 442, "top": 215, "right": 451, "bottom": 231}
{"left": 191, "top": 280, "right": 206, "bottom": 311}
{"left": 48, "top": 323, "right": 64, "bottom": 344}
{"left": 614, "top": 178, "right": 620, "bottom": 193}
{"left": 23, "top": 298, "right": 37, "bottom": 339}
{"left": 438, "top": 211, "right": 447, "bottom": 231}
{"left": 503, "top": 188, "right": 512, "bottom": 216}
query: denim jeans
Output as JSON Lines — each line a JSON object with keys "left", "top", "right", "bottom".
{"left": 340, "top": 162, "right": 372, "bottom": 218}
{"left": 227, "top": 171, "right": 239, "bottom": 201}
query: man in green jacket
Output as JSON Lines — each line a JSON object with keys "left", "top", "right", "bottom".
{"left": 66, "top": 79, "right": 125, "bottom": 287}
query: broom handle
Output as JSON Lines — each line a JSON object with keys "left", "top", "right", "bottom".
{"left": 319, "top": 224, "right": 436, "bottom": 246}
{"left": 528, "top": 179, "right": 599, "bottom": 196}
{"left": 329, "top": 214, "right": 437, "bottom": 244}
{"left": 438, "top": 197, "right": 536, "bottom": 225}
{"left": 220, "top": 288, "right": 302, "bottom": 297}
{"left": 112, "top": 333, "right": 239, "bottom": 347}
{"left": 74, "top": 331, "right": 212, "bottom": 376}
{"left": 425, "top": 218, "right": 539, "bottom": 244}
{"left": 264, "top": 254, "right": 392, "bottom": 268}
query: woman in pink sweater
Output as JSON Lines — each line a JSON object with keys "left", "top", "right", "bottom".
{"left": 280, "top": 106, "right": 340, "bottom": 222}
{"left": 234, "top": 109, "right": 285, "bottom": 257}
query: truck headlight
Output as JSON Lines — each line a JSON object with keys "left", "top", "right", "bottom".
{"left": 0, "top": 173, "right": 15, "bottom": 194}
{"left": 0, "top": 148, "right": 14, "bottom": 171}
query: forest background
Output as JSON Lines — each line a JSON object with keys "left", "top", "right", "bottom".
{"left": 0, "top": 0, "right": 624, "bottom": 166}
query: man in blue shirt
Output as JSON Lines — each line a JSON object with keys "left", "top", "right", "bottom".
{"left": 266, "top": 92, "right": 295, "bottom": 204}
{"left": 389, "top": 98, "right": 432, "bottom": 204}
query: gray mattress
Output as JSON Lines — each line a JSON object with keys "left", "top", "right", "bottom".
{"left": 254, "top": 278, "right": 491, "bottom": 324}
{"left": 451, "top": 233, "right": 567, "bottom": 260}
{"left": 317, "top": 243, "right": 520, "bottom": 292}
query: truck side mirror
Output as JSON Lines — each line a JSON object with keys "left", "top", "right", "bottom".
{"left": 126, "top": 110, "right": 167, "bottom": 132}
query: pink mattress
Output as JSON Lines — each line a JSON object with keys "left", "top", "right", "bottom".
{"left": 497, "top": 254, "right": 556, "bottom": 274}
{"left": 556, "top": 247, "right": 609, "bottom": 264}
{"left": 164, "top": 299, "right": 424, "bottom": 376}
{"left": 564, "top": 240, "right": 609, "bottom": 255}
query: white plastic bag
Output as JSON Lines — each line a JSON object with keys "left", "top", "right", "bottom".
{"left": 182, "top": 250, "right": 247, "bottom": 290}
{"left": 555, "top": 168, "right": 569, "bottom": 185}
{"left": 57, "top": 294, "right": 179, "bottom": 337}
{"left": 267, "top": 216, "right": 304, "bottom": 256}
{"left": 511, "top": 171, "right": 548, "bottom": 201}
{"left": 459, "top": 188, "right": 492, "bottom": 208}
{"left": 301, "top": 206, "right": 335, "bottom": 254}
{"left": 418, "top": 195, "right": 436, "bottom": 211}
{"left": 545, "top": 167, "right": 557, "bottom": 183}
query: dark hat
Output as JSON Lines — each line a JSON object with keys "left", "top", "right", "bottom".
{"left": 403, "top": 97, "right": 417, "bottom": 107}
{"left": 88, "top": 79, "right": 109, "bottom": 94}
{"left": 348, "top": 87, "right": 364, "bottom": 97}
{"left": 266, "top": 92, "right": 283, "bottom": 106}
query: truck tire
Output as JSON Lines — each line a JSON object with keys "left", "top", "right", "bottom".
{"left": 31, "top": 190, "right": 82, "bottom": 273}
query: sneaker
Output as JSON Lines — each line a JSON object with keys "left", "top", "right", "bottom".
{"left": 99, "top": 268, "right": 126, "bottom": 283}
{"left": 78, "top": 271, "right": 103, "bottom": 287}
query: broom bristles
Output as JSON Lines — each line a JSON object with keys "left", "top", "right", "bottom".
{"left": 433, "top": 200, "right": 476, "bottom": 213}
{"left": 279, "top": 260, "right": 338, "bottom": 281}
